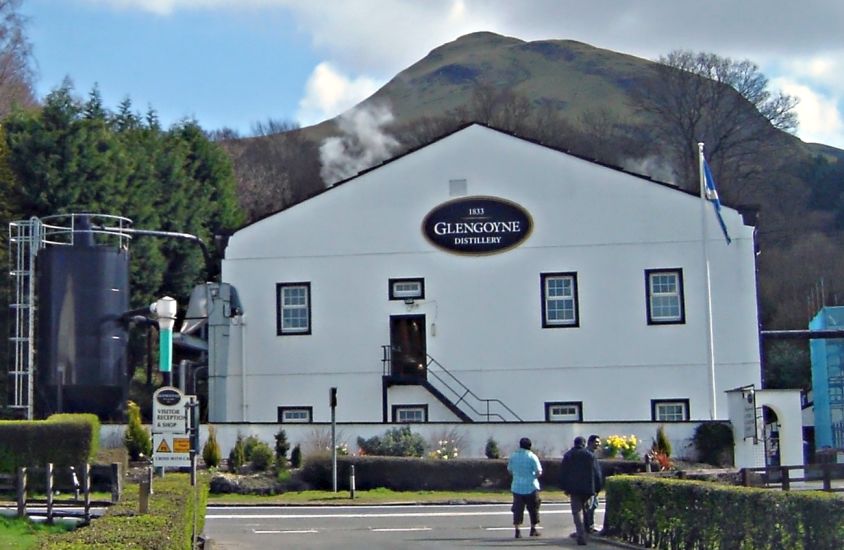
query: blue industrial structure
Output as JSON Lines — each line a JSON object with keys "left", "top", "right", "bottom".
{"left": 809, "top": 306, "right": 844, "bottom": 449}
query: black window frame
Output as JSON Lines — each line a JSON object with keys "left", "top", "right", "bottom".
{"left": 651, "top": 399, "right": 690, "bottom": 422}
{"left": 540, "top": 272, "right": 580, "bottom": 328}
{"left": 544, "top": 401, "right": 583, "bottom": 422}
{"left": 645, "top": 268, "right": 686, "bottom": 325}
{"left": 277, "top": 406, "right": 314, "bottom": 423}
{"left": 388, "top": 277, "right": 425, "bottom": 301}
{"left": 276, "top": 282, "right": 312, "bottom": 335}
{"left": 391, "top": 404, "right": 429, "bottom": 423}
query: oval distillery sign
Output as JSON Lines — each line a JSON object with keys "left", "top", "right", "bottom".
{"left": 422, "top": 196, "right": 533, "bottom": 255}
{"left": 155, "top": 388, "right": 183, "bottom": 407}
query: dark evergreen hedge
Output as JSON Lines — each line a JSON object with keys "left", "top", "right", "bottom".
{"left": 301, "top": 456, "right": 642, "bottom": 491}
{"left": 0, "top": 414, "right": 100, "bottom": 472}
{"left": 603, "top": 475, "right": 844, "bottom": 549}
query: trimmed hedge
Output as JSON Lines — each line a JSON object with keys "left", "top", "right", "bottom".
{"left": 37, "top": 472, "right": 209, "bottom": 550}
{"left": 0, "top": 414, "right": 100, "bottom": 472}
{"left": 301, "top": 456, "right": 642, "bottom": 491}
{"left": 603, "top": 475, "right": 844, "bottom": 549}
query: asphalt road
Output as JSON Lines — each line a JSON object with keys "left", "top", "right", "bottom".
{"left": 204, "top": 502, "right": 626, "bottom": 549}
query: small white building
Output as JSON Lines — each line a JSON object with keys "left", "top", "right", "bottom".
{"left": 211, "top": 123, "right": 769, "bottom": 445}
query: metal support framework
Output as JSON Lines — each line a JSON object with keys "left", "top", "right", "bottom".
{"left": 7, "top": 214, "right": 132, "bottom": 419}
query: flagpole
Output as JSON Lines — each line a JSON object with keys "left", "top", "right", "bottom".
{"left": 698, "top": 142, "right": 717, "bottom": 420}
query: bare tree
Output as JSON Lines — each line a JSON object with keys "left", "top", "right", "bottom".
{"left": 0, "top": 0, "right": 35, "bottom": 115}
{"left": 630, "top": 50, "right": 798, "bottom": 202}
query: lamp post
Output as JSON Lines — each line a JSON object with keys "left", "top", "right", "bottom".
{"left": 151, "top": 296, "right": 177, "bottom": 386}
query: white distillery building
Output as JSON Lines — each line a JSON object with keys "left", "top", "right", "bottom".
{"left": 208, "top": 124, "right": 800, "bottom": 465}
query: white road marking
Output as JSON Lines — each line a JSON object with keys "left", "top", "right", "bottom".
{"left": 485, "top": 526, "right": 544, "bottom": 531}
{"left": 371, "top": 527, "right": 433, "bottom": 532}
{"left": 252, "top": 529, "right": 319, "bottom": 534}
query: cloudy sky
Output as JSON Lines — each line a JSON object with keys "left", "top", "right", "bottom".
{"left": 22, "top": 0, "right": 844, "bottom": 148}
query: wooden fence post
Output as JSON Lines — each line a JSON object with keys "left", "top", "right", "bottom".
{"left": 45, "top": 463, "right": 54, "bottom": 524}
{"left": 110, "top": 462, "right": 122, "bottom": 503}
{"left": 16, "top": 467, "right": 27, "bottom": 518}
{"left": 780, "top": 466, "right": 790, "bottom": 491}
{"left": 823, "top": 463, "right": 832, "bottom": 492}
{"left": 82, "top": 463, "right": 91, "bottom": 524}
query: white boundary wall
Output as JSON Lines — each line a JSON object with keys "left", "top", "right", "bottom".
{"left": 104, "top": 421, "right": 705, "bottom": 462}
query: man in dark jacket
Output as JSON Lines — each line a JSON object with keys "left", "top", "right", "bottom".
{"left": 560, "top": 436, "right": 603, "bottom": 545}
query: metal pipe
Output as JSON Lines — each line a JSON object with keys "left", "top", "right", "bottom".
{"left": 761, "top": 329, "right": 844, "bottom": 340}
{"left": 95, "top": 225, "right": 215, "bottom": 280}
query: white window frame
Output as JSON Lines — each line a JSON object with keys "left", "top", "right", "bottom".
{"left": 541, "top": 272, "right": 579, "bottom": 328}
{"left": 277, "top": 282, "right": 311, "bottom": 335}
{"left": 389, "top": 278, "right": 425, "bottom": 301}
{"left": 545, "top": 401, "right": 583, "bottom": 422}
{"left": 646, "top": 269, "right": 685, "bottom": 324}
{"left": 652, "top": 399, "right": 689, "bottom": 422}
{"left": 278, "top": 407, "right": 313, "bottom": 423}
{"left": 392, "top": 404, "right": 428, "bottom": 423}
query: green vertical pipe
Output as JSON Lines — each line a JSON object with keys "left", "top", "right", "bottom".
{"left": 159, "top": 328, "right": 173, "bottom": 373}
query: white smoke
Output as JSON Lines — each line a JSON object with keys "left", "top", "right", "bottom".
{"left": 319, "top": 103, "right": 400, "bottom": 187}
{"left": 621, "top": 156, "right": 679, "bottom": 186}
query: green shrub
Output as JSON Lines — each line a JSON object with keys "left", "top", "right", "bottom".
{"left": 123, "top": 401, "right": 151, "bottom": 461}
{"left": 228, "top": 435, "right": 246, "bottom": 472}
{"left": 653, "top": 425, "right": 672, "bottom": 457}
{"left": 357, "top": 426, "right": 426, "bottom": 457}
{"left": 290, "top": 444, "right": 302, "bottom": 468}
{"left": 250, "top": 441, "right": 274, "bottom": 471}
{"left": 275, "top": 429, "right": 290, "bottom": 469}
{"left": 603, "top": 475, "right": 844, "bottom": 549}
{"left": 242, "top": 435, "right": 262, "bottom": 462}
{"left": 693, "top": 422, "right": 734, "bottom": 466}
{"left": 0, "top": 414, "right": 100, "bottom": 472}
{"left": 485, "top": 437, "right": 500, "bottom": 459}
{"left": 202, "top": 426, "right": 221, "bottom": 468}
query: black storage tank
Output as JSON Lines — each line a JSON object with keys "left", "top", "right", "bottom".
{"left": 35, "top": 225, "right": 130, "bottom": 419}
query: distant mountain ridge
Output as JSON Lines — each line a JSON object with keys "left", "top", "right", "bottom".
{"left": 304, "top": 32, "right": 654, "bottom": 143}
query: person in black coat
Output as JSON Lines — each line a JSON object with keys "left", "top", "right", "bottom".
{"left": 560, "top": 436, "right": 603, "bottom": 545}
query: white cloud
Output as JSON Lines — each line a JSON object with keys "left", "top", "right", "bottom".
{"left": 296, "top": 62, "right": 380, "bottom": 127}
{"left": 774, "top": 77, "right": 844, "bottom": 147}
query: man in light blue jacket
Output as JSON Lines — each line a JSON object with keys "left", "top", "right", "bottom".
{"left": 507, "top": 437, "right": 543, "bottom": 538}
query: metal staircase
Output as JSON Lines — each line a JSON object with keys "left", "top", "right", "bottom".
{"left": 381, "top": 347, "right": 522, "bottom": 422}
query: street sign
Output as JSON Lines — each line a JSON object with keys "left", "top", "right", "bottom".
{"left": 153, "top": 387, "right": 189, "bottom": 433}
{"left": 153, "top": 434, "right": 191, "bottom": 468}
{"left": 152, "top": 386, "right": 195, "bottom": 469}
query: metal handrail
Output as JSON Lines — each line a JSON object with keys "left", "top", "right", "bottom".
{"left": 380, "top": 346, "right": 522, "bottom": 422}
{"left": 426, "top": 355, "right": 522, "bottom": 422}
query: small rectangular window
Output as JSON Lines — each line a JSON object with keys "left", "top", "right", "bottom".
{"left": 277, "top": 282, "right": 311, "bottom": 335}
{"left": 646, "top": 269, "right": 685, "bottom": 324}
{"left": 277, "top": 406, "right": 313, "bottom": 423}
{"left": 541, "top": 272, "right": 579, "bottom": 328}
{"left": 651, "top": 399, "right": 689, "bottom": 422}
{"left": 389, "top": 278, "right": 425, "bottom": 300}
{"left": 392, "top": 404, "right": 428, "bottom": 423}
{"left": 545, "top": 401, "right": 583, "bottom": 422}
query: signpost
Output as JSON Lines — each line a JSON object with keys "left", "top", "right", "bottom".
{"left": 152, "top": 386, "right": 194, "bottom": 470}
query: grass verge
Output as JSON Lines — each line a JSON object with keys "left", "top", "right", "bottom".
{"left": 0, "top": 515, "right": 73, "bottom": 550}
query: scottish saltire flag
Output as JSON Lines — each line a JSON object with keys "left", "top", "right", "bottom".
{"left": 702, "top": 159, "right": 732, "bottom": 244}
